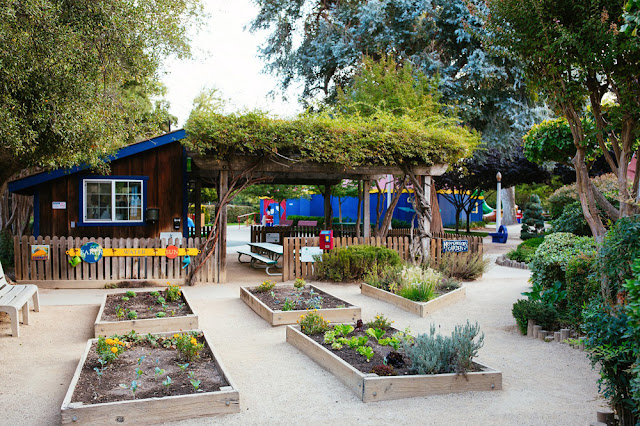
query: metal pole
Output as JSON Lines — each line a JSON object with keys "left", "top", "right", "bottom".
{"left": 496, "top": 172, "right": 502, "bottom": 230}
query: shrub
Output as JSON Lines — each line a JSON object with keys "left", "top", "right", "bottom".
{"left": 551, "top": 201, "right": 608, "bottom": 236}
{"left": 297, "top": 311, "right": 330, "bottom": 335}
{"left": 227, "top": 205, "right": 255, "bottom": 224}
{"left": 511, "top": 299, "right": 559, "bottom": 334}
{"left": 293, "top": 277, "right": 306, "bottom": 289}
{"left": 174, "top": 332, "right": 204, "bottom": 362}
{"left": 529, "top": 232, "right": 596, "bottom": 290}
{"left": 435, "top": 252, "right": 488, "bottom": 280}
{"left": 286, "top": 215, "right": 325, "bottom": 227}
{"left": 165, "top": 284, "right": 182, "bottom": 302}
{"left": 582, "top": 301, "right": 637, "bottom": 425}
{"left": 404, "top": 321, "right": 484, "bottom": 375}
{"left": 521, "top": 194, "right": 545, "bottom": 240}
{"left": 316, "top": 245, "right": 401, "bottom": 282}
{"left": 391, "top": 218, "right": 411, "bottom": 229}
{"left": 565, "top": 253, "right": 600, "bottom": 318}
{"left": 598, "top": 215, "right": 640, "bottom": 300}
{"left": 506, "top": 237, "right": 544, "bottom": 263}
{"left": 548, "top": 173, "right": 619, "bottom": 219}
{"left": 0, "top": 230, "right": 14, "bottom": 267}
{"left": 255, "top": 279, "right": 276, "bottom": 292}
{"left": 623, "top": 259, "right": 640, "bottom": 412}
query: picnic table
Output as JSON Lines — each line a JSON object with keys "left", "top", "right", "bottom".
{"left": 237, "top": 242, "right": 283, "bottom": 276}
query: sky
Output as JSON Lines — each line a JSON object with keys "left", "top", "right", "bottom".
{"left": 160, "top": 0, "right": 303, "bottom": 128}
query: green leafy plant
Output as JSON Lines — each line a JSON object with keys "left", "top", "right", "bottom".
{"left": 366, "top": 314, "right": 393, "bottom": 330}
{"left": 156, "top": 296, "right": 166, "bottom": 305}
{"left": 297, "top": 311, "right": 330, "bottom": 335}
{"left": 293, "top": 277, "right": 306, "bottom": 289}
{"left": 522, "top": 281, "right": 567, "bottom": 306}
{"left": 162, "top": 376, "right": 172, "bottom": 389}
{"left": 598, "top": 215, "right": 640, "bottom": 300}
{"left": 333, "top": 324, "right": 354, "bottom": 337}
{"left": 565, "top": 253, "right": 600, "bottom": 320}
{"left": 154, "top": 366, "right": 165, "bottom": 379}
{"left": 304, "top": 295, "right": 323, "bottom": 309}
{"left": 256, "top": 279, "right": 276, "bottom": 292}
{"left": 177, "top": 363, "right": 189, "bottom": 374}
{"left": 356, "top": 345, "right": 375, "bottom": 362}
{"left": 511, "top": 299, "right": 559, "bottom": 335}
{"left": 150, "top": 291, "right": 160, "bottom": 297}
{"left": 174, "top": 332, "right": 204, "bottom": 362}
{"left": 506, "top": 237, "right": 544, "bottom": 264}
{"left": 520, "top": 194, "right": 545, "bottom": 239}
{"left": 127, "top": 310, "right": 138, "bottom": 320}
{"left": 121, "top": 296, "right": 130, "bottom": 302}
{"left": 347, "top": 336, "right": 369, "bottom": 349}
{"left": 125, "top": 290, "right": 136, "bottom": 298}
{"left": 97, "top": 336, "right": 126, "bottom": 364}
{"left": 156, "top": 312, "right": 166, "bottom": 318}
{"left": 119, "top": 380, "right": 139, "bottom": 399}
{"left": 190, "top": 379, "right": 201, "bottom": 391}
{"left": 282, "top": 298, "right": 295, "bottom": 311}
{"left": 165, "top": 284, "right": 182, "bottom": 302}
{"left": 365, "top": 328, "right": 386, "bottom": 342}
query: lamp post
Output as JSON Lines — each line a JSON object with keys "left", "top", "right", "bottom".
{"left": 496, "top": 172, "right": 502, "bottom": 230}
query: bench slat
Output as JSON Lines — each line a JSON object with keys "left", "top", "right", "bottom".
{"left": 237, "top": 249, "right": 278, "bottom": 265}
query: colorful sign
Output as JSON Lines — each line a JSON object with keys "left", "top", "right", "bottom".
{"left": 52, "top": 201, "right": 67, "bottom": 210}
{"left": 166, "top": 245, "right": 179, "bottom": 259}
{"left": 66, "top": 247, "right": 200, "bottom": 257}
{"left": 80, "top": 242, "right": 103, "bottom": 263}
{"left": 442, "top": 240, "right": 469, "bottom": 253}
{"left": 31, "top": 244, "right": 50, "bottom": 261}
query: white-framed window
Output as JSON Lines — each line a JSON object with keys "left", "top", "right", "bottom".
{"left": 83, "top": 179, "right": 144, "bottom": 223}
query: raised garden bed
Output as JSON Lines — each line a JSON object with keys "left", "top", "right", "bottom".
{"left": 360, "top": 283, "right": 466, "bottom": 317}
{"left": 61, "top": 330, "right": 239, "bottom": 424}
{"left": 286, "top": 324, "right": 501, "bottom": 402}
{"left": 240, "top": 284, "right": 360, "bottom": 326}
{"left": 94, "top": 287, "right": 198, "bottom": 337}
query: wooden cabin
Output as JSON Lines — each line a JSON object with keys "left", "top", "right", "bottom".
{"left": 8, "top": 130, "right": 188, "bottom": 239}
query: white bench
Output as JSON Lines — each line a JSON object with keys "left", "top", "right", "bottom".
{"left": 0, "top": 261, "right": 40, "bottom": 337}
{"left": 237, "top": 249, "right": 282, "bottom": 276}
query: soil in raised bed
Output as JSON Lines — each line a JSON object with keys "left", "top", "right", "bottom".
{"left": 102, "top": 291, "right": 192, "bottom": 321}
{"left": 307, "top": 324, "right": 482, "bottom": 376}
{"left": 250, "top": 286, "right": 352, "bottom": 311}
{"left": 72, "top": 334, "right": 228, "bottom": 404}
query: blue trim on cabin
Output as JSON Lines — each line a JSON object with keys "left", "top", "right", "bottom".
{"left": 8, "top": 129, "right": 186, "bottom": 194}
{"left": 182, "top": 148, "right": 189, "bottom": 238}
{"left": 33, "top": 191, "right": 40, "bottom": 237}
{"left": 77, "top": 175, "right": 149, "bottom": 227}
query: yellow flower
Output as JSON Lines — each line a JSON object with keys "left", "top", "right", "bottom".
{"left": 173, "top": 334, "right": 180, "bottom": 339}
{"left": 326, "top": 320, "right": 330, "bottom": 323}
{"left": 113, "top": 338, "right": 120, "bottom": 342}
{"left": 118, "top": 341, "right": 125, "bottom": 346}
{"left": 190, "top": 338, "right": 197, "bottom": 345}
{"left": 111, "top": 346, "right": 118, "bottom": 353}
{"left": 105, "top": 338, "right": 114, "bottom": 345}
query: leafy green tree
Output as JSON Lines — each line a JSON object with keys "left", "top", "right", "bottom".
{"left": 521, "top": 195, "right": 545, "bottom": 240}
{"left": 0, "top": 0, "right": 202, "bottom": 190}
{"left": 486, "top": 0, "right": 640, "bottom": 241}
{"left": 622, "top": 0, "right": 640, "bottom": 35}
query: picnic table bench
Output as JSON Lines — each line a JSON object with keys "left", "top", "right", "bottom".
{"left": 297, "top": 220, "right": 318, "bottom": 227}
{"left": 237, "top": 242, "right": 283, "bottom": 276}
{"left": 0, "top": 261, "right": 40, "bottom": 337}
{"left": 489, "top": 225, "right": 508, "bottom": 243}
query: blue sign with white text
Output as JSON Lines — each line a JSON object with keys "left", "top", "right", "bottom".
{"left": 80, "top": 242, "right": 103, "bottom": 263}
{"left": 442, "top": 240, "right": 469, "bottom": 253}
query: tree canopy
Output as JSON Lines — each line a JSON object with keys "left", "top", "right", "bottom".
{"left": 0, "top": 0, "right": 202, "bottom": 186}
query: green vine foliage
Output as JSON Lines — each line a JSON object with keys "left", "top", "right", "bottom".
{"left": 523, "top": 118, "right": 599, "bottom": 166}
{"left": 185, "top": 109, "right": 479, "bottom": 169}
{"left": 623, "top": 259, "right": 640, "bottom": 412}
{"left": 598, "top": 215, "right": 640, "bottom": 300}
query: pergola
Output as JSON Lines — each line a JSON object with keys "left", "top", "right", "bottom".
{"left": 187, "top": 150, "right": 448, "bottom": 281}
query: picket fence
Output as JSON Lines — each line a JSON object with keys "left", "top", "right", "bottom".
{"left": 13, "top": 236, "right": 218, "bottom": 288}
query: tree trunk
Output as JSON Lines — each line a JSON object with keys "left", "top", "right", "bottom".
{"left": 403, "top": 168, "right": 432, "bottom": 264}
{"left": 573, "top": 149, "right": 607, "bottom": 242}
{"left": 430, "top": 186, "right": 443, "bottom": 234}
{"left": 323, "top": 185, "right": 333, "bottom": 229}
{"left": 373, "top": 177, "right": 405, "bottom": 239}
{"left": 500, "top": 186, "right": 517, "bottom": 226}
{"left": 338, "top": 198, "right": 343, "bottom": 222}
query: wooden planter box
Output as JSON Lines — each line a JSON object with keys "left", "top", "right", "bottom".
{"left": 360, "top": 283, "right": 466, "bottom": 317}
{"left": 61, "top": 330, "right": 239, "bottom": 424}
{"left": 94, "top": 290, "right": 199, "bottom": 337}
{"left": 240, "top": 284, "right": 361, "bottom": 326}
{"left": 286, "top": 325, "right": 501, "bottom": 402}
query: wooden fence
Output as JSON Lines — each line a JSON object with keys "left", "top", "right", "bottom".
{"left": 281, "top": 232, "right": 483, "bottom": 281}
{"left": 282, "top": 236, "right": 411, "bottom": 281}
{"left": 13, "top": 236, "right": 218, "bottom": 288}
{"left": 251, "top": 225, "right": 412, "bottom": 244}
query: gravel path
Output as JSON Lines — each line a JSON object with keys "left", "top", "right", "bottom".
{"left": 0, "top": 232, "right": 605, "bottom": 425}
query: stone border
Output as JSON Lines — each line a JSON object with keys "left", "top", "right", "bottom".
{"left": 360, "top": 283, "right": 466, "bottom": 317}
{"left": 526, "top": 319, "right": 586, "bottom": 350}
{"left": 94, "top": 290, "right": 199, "bottom": 337}
{"left": 240, "top": 284, "right": 361, "bottom": 326}
{"left": 61, "top": 330, "right": 240, "bottom": 424}
{"left": 286, "top": 325, "right": 501, "bottom": 402}
{"left": 496, "top": 254, "right": 529, "bottom": 270}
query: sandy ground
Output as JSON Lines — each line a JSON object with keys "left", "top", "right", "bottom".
{"left": 0, "top": 225, "right": 606, "bottom": 425}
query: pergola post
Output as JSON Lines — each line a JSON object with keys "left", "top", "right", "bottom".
{"left": 217, "top": 170, "right": 228, "bottom": 282}
{"left": 323, "top": 185, "right": 332, "bottom": 229}
{"left": 194, "top": 178, "right": 202, "bottom": 236}
{"left": 363, "top": 179, "right": 371, "bottom": 239}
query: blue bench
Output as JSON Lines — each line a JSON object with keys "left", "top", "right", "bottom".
{"left": 489, "top": 225, "right": 508, "bottom": 243}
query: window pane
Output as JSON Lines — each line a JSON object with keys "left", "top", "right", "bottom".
{"left": 115, "top": 181, "right": 128, "bottom": 193}
{"left": 115, "top": 207, "right": 129, "bottom": 221}
{"left": 129, "top": 207, "right": 142, "bottom": 221}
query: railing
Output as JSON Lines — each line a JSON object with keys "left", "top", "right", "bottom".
{"left": 13, "top": 236, "right": 219, "bottom": 288}
{"left": 282, "top": 236, "right": 411, "bottom": 281}
{"left": 251, "top": 225, "right": 412, "bottom": 244}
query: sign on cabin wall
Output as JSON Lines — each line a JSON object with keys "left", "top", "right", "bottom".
{"left": 31, "top": 245, "right": 50, "bottom": 261}
{"left": 52, "top": 201, "right": 66, "bottom": 210}
{"left": 442, "top": 240, "right": 469, "bottom": 253}
{"left": 266, "top": 233, "right": 280, "bottom": 243}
